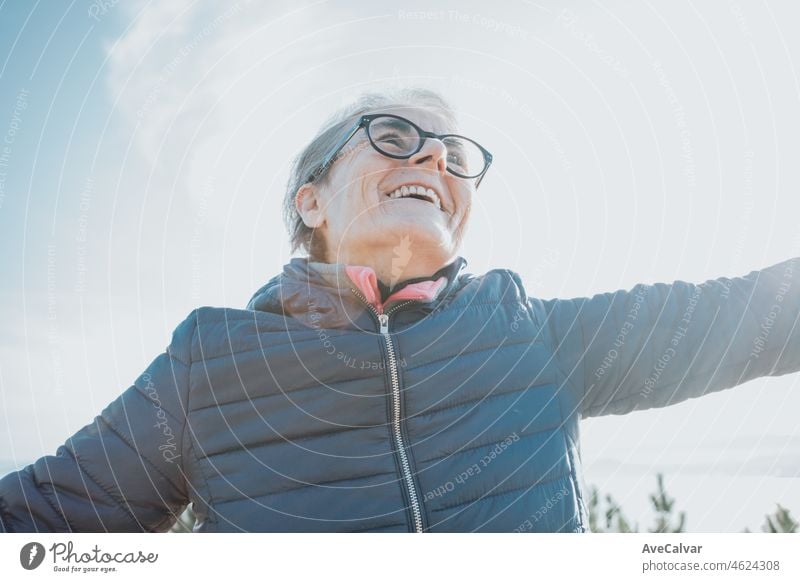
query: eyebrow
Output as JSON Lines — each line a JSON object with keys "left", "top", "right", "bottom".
{"left": 376, "top": 118, "right": 415, "bottom": 132}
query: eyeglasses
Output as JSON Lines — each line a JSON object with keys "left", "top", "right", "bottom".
{"left": 307, "top": 113, "right": 493, "bottom": 187}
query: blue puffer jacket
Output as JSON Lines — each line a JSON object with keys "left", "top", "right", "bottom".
{"left": 2, "top": 256, "right": 799, "bottom": 532}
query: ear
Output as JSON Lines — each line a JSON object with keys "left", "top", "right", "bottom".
{"left": 295, "top": 183, "right": 326, "bottom": 229}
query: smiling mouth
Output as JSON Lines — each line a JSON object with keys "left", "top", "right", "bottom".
{"left": 384, "top": 184, "right": 442, "bottom": 210}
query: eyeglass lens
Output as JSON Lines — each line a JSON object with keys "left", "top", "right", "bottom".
{"left": 367, "top": 116, "right": 487, "bottom": 178}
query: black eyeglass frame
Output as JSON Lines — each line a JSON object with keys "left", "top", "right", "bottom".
{"left": 306, "top": 113, "right": 493, "bottom": 187}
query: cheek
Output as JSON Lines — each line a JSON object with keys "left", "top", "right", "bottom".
{"left": 460, "top": 198, "right": 473, "bottom": 222}
{"left": 321, "top": 191, "right": 354, "bottom": 236}
{"left": 337, "top": 163, "right": 383, "bottom": 207}
{"left": 451, "top": 184, "right": 473, "bottom": 215}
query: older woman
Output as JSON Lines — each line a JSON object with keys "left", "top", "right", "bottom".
{"left": 1, "top": 89, "right": 799, "bottom": 533}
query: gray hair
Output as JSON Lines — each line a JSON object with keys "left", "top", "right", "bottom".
{"left": 283, "top": 88, "right": 459, "bottom": 261}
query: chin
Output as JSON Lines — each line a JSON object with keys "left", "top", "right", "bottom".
{"left": 377, "top": 222, "right": 452, "bottom": 251}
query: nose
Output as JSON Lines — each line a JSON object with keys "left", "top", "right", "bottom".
{"left": 408, "top": 137, "right": 447, "bottom": 173}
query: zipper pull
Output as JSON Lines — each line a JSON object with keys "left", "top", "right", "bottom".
{"left": 378, "top": 313, "right": 389, "bottom": 334}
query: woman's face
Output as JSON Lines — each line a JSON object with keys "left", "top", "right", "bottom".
{"left": 296, "top": 106, "right": 475, "bottom": 264}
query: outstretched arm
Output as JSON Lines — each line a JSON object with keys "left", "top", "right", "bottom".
{"left": 0, "top": 312, "right": 196, "bottom": 532}
{"left": 530, "top": 258, "right": 800, "bottom": 418}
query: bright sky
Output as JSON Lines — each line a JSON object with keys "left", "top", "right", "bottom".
{"left": 0, "top": 0, "right": 799, "bottom": 532}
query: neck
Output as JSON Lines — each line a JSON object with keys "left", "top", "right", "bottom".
{"left": 329, "top": 246, "right": 453, "bottom": 287}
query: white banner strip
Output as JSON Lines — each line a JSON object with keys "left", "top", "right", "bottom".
{"left": 1, "top": 533, "right": 798, "bottom": 581}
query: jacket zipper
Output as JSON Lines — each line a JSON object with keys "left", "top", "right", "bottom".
{"left": 350, "top": 287, "right": 424, "bottom": 533}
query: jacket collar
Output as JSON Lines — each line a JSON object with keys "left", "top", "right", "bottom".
{"left": 308, "top": 259, "right": 466, "bottom": 314}
{"left": 246, "top": 256, "right": 468, "bottom": 328}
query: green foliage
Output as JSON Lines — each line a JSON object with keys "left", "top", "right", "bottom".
{"left": 589, "top": 473, "right": 796, "bottom": 533}
{"left": 647, "top": 473, "right": 686, "bottom": 533}
{"left": 743, "top": 504, "right": 798, "bottom": 533}
{"left": 762, "top": 504, "right": 798, "bottom": 533}
{"left": 587, "top": 486, "right": 638, "bottom": 532}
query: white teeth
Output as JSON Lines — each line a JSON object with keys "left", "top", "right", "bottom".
{"left": 386, "top": 184, "right": 443, "bottom": 210}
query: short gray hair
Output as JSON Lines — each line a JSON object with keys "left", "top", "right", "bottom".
{"left": 283, "top": 88, "right": 458, "bottom": 260}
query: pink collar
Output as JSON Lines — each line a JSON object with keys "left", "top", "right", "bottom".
{"left": 345, "top": 265, "right": 447, "bottom": 314}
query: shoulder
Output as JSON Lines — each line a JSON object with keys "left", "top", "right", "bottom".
{"left": 166, "top": 306, "right": 271, "bottom": 364}
{"left": 452, "top": 266, "right": 530, "bottom": 305}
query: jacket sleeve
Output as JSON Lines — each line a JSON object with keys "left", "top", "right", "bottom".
{"left": 0, "top": 311, "right": 197, "bottom": 532}
{"left": 531, "top": 258, "right": 800, "bottom": 418}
